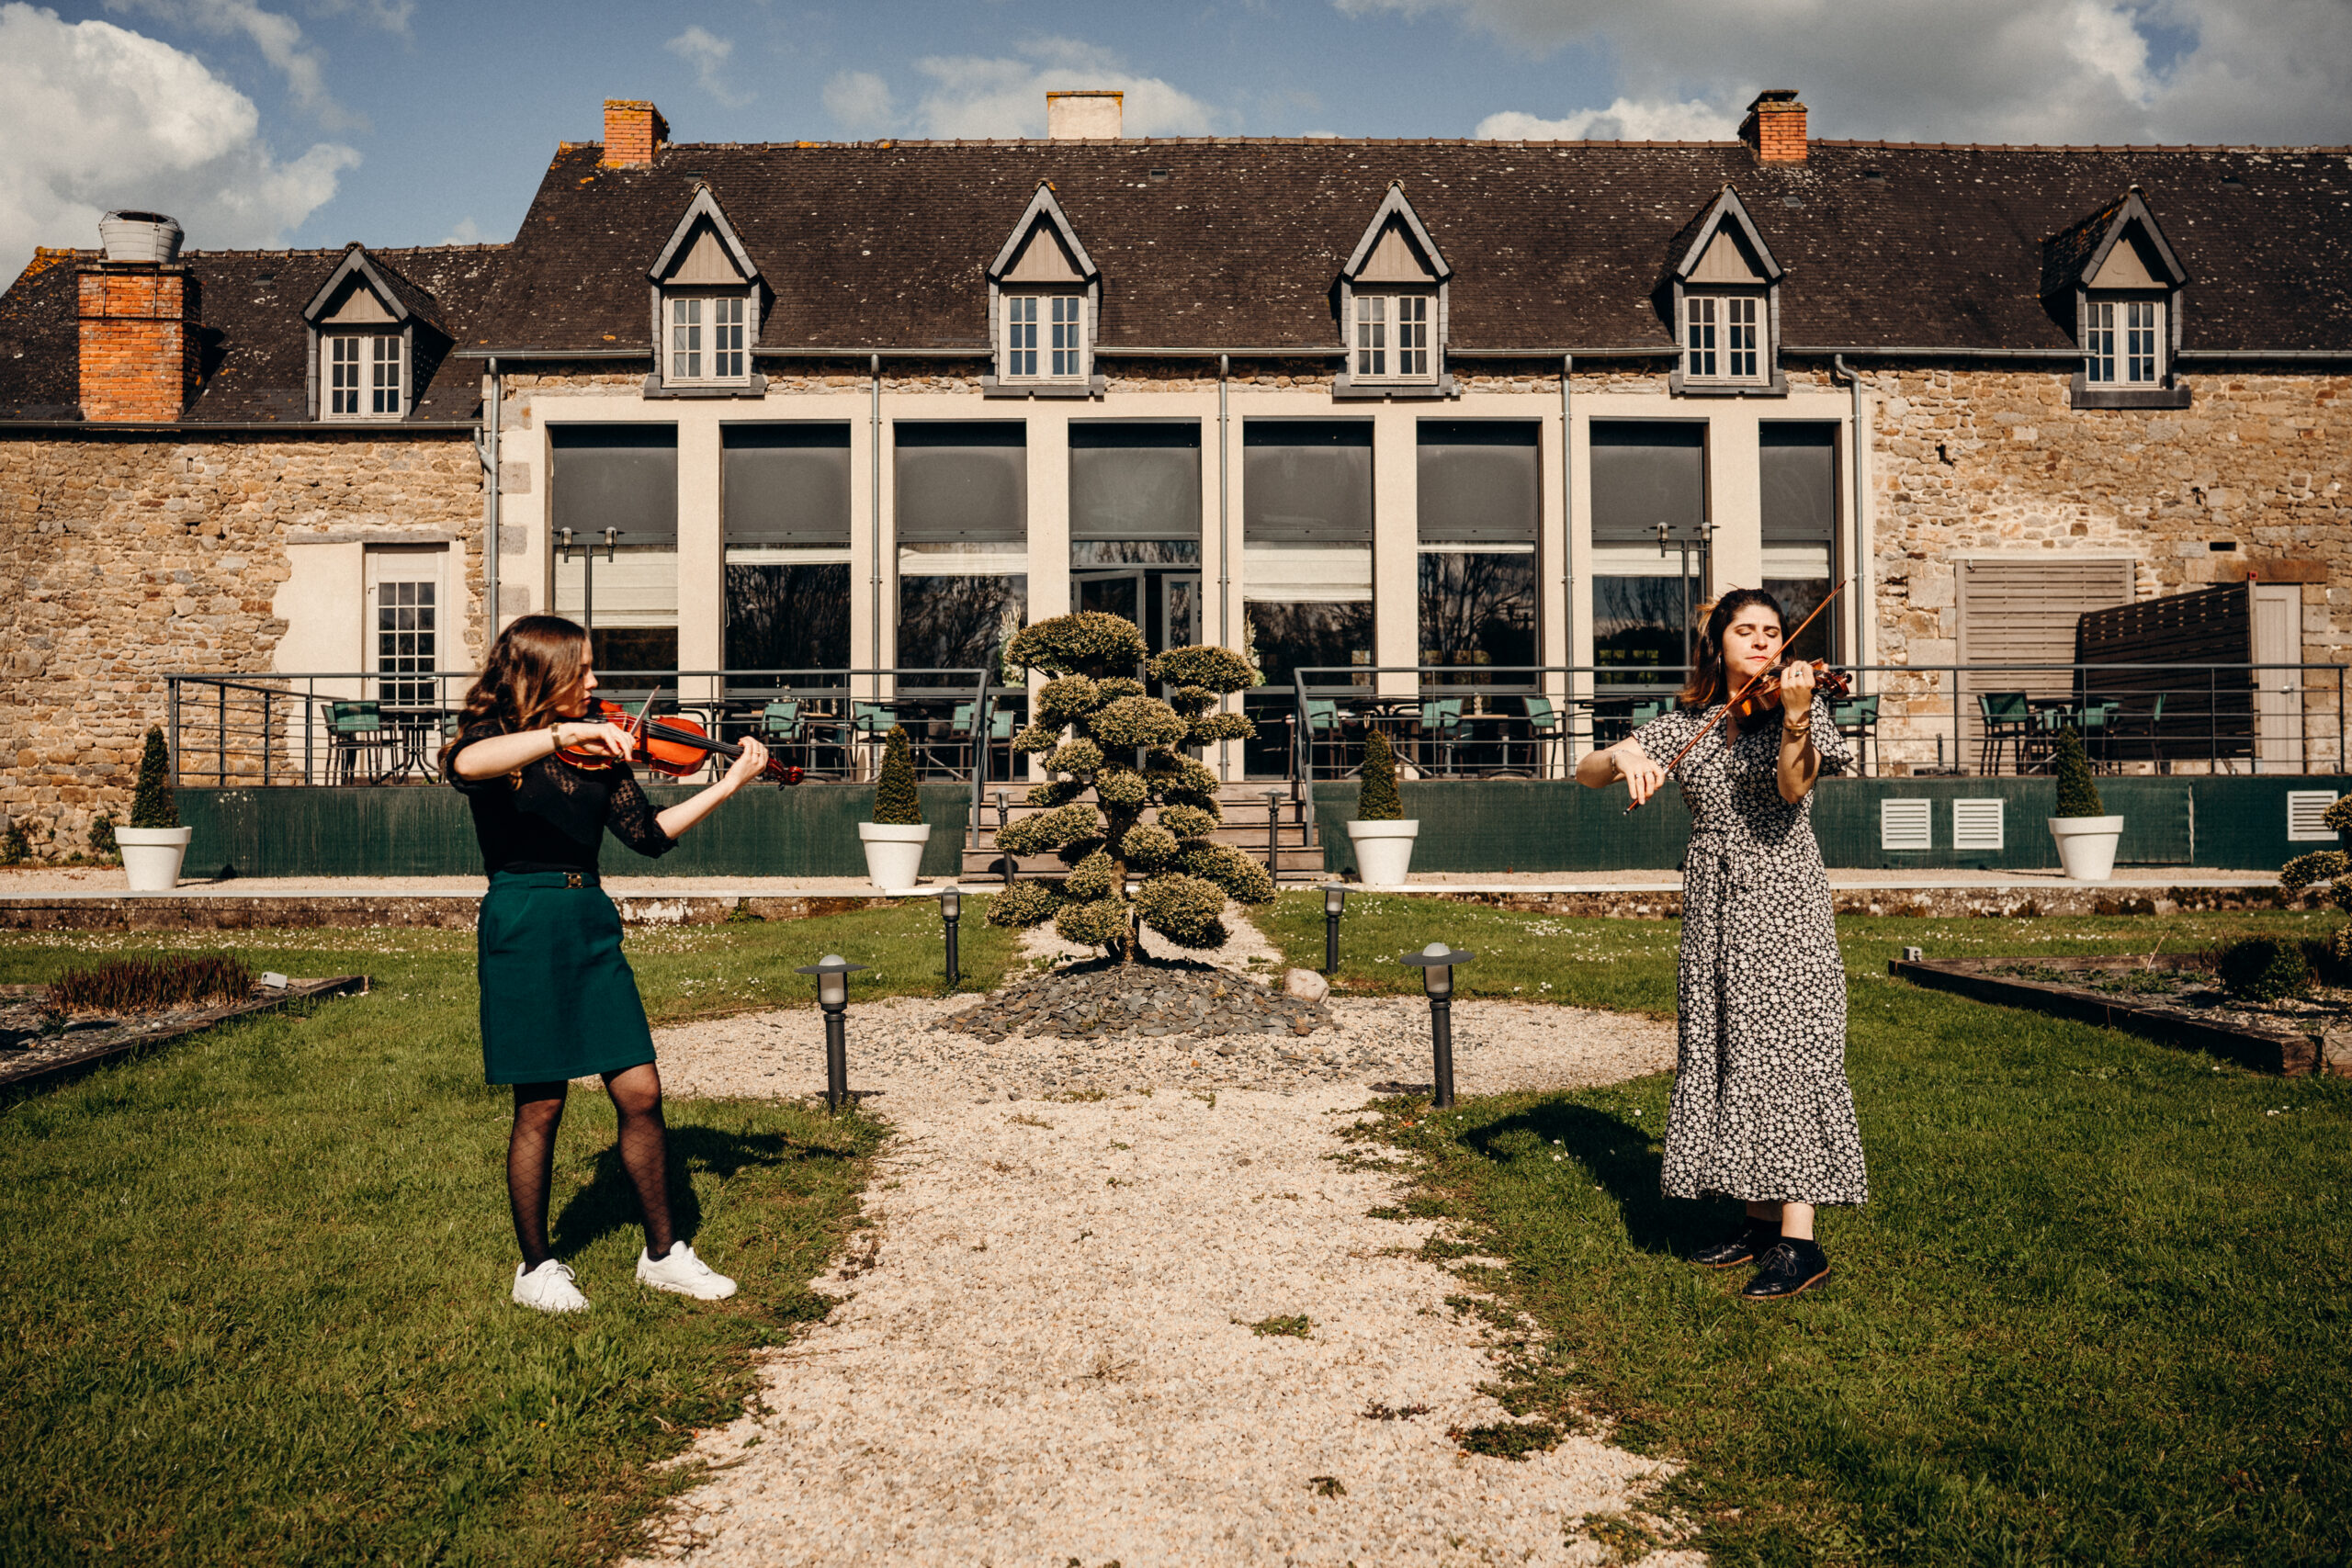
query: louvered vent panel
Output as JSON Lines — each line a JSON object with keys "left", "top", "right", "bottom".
{"left": 1881, "top": 798, "right": 1933, "bottom": 851}
{"left": 1951, "top": 798, "right": 2006, "bottom": 850}
{"left": 2286, "top": 790, "right": 2339, "bottom": 842}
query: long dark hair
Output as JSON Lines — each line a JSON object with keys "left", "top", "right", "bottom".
{"left": 437, "top": 615, "right": 592, "bottom": 773}
{"left": 1676, "top": 589, "right": 1784, "bottom": 711}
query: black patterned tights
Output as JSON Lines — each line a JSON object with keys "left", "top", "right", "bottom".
{"left": 507, "top": 1066, "right": 676, "bottom": 1267}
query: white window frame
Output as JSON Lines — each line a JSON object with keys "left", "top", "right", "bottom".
{"left": 1682, "top": 292, "right": 1764, "bottom": 386}
{"left": 665, "top": 291, "right": 750, "bottom": 386}
{"left": 364, "top": 546, "right": 444, "bottom": 707}
{"left": 1000, "top": 290, "right": 1086, "bottom": 384}
{"left": 1352, "top": 291, "right": 1434, "bottom": 384}
{"left": 2084, "top": 296, "right": 2164, "bottom": 387}
{"left": 323, "top": 331, "right": 403, "bottom": 420}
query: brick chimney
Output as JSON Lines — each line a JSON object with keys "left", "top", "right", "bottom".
{"left": 1046, "top": 90, "right": 1123, "bottom": 140}
{"left": 1739, "top": 89, "right": 1807, "bottom": 162}
{"left": 603, "top": 99, "right": 669, "bottom": 167}
{"left": 78, "top": 221, "right": 199, "bottom": 423}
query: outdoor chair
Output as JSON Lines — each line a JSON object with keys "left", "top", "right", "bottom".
{"left": 327, "top": 699, "right": 392, "bottom": 784}
{"left": 1831, "top": 694, "right": 1881, "bottom": 777}
{"left": 1303, "top": 698, "right": 1346, "bottom": 778}
{"left": 1416, "top": 698, "right": 1464, "bottom": 777}
{"left": 1522, "top": 696, "right": 1569, "bottom": 777}
{"left": 850, "top": 701, "right": 898, "bottom": 780}
{"left": 2117, "top": 692, "right": 2168, "bottom": 772}
{"left": 1976, "top": 692, "right": 2031, "bottom": 775}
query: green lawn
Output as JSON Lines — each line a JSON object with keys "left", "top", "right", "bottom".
{"left": 1269, "top": 895, "right": 2352, "bottom": 1566}
{"left": 0, "top": 900, "right": 1009, "bottom": 1565}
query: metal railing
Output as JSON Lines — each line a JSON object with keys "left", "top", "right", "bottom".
{"left": 164, "top": 667, "right": 990, "bottom": 788}
{"left": 1243, "top": 661, "right": 2347, "bottom": 779}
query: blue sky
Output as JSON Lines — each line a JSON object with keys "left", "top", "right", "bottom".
{"left": 4, "top": 0, "right": 2349, "bottom": 279}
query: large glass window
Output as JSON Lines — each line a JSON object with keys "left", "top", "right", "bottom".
{"left": 1070, "top": 423, "right": 1202, "bottom": 656}
{"left": 550, "top": 425, "right": 679, "bottom": 673}
{"left": 724, "top": 424, "right": 851, "bottom": 681}
{"left": 1243, "top": 423, "right": 1373, "bottom": 774}
{"left": 366, "top": 546, "right": 441, "bottom": 706}
{"left": 1760, "top": 423, "right": 1838, "bottom": 665}
{"left": 896, "top": 423, "right": 1027, "bottom": 675}
{"left": 1418, "top": 421, "right": 1537, "bottom": 680}
{"left": 1589, "top": 423, "right": 1706, "bottom": 685}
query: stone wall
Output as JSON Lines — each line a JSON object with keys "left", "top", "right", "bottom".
{"left": 0, "top": 431, "right": 481, "bottom": 852}
{"left": 1864, "top": 367, "right": 2352, "bottom": 770}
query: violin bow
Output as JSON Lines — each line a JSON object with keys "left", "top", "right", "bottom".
{"left": 1623, "top": 577, "right": 1852, "bottom": 815}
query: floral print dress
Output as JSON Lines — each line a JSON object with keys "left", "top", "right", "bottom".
{"left": 1628, "top": 695, "right": 1870, "bottom": 1207}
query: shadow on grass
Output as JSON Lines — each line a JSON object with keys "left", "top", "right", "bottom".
{"left": 551, "top": 1123, "right": 854, "bottom": 1256}
{"left": 1459, "top": 1101, "right": 1741, "bottom": 1261}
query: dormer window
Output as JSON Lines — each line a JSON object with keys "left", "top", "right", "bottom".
{"left": 986, "top": 186, "right": 1102, "bottom": 397}
{"left": 301, "top": 246, "right": 447, "bottom": 423}
{"left": 1337, "top": 185, "right": 1450, "bottom": 398}
{"left": 2045, "top": 188, "right": 2190, "bottom": 410}
{"left": 646, "top": 186, "right": 763, "bottom": 395}
{"left": 326, "top": 332, "right": 402, "bottom": 418}
{"left": 1664, "top": 187, "right": 1784, "bottom": 397}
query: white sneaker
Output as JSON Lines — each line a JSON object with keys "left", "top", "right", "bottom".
{"left": 512, "top": 1258, "right": 589, "bottom": 1314}
{"left": 637, "top": 1241, "right": 738, "bottom": 1301}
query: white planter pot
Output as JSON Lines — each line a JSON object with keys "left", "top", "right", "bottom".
{"left": 116, "top": 825, "right": 193, "bottom": 893}
{"left": 858, "top": 821, "right": 933, "bottom": 892}
{"left": 1346, "top": 818, "right": 1419, "bottom": 886}
{"left": 2048, "top": 815, "right": 2124, "bottom": 882}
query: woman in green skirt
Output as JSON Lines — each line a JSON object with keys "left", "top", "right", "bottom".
{"left": 443, "top": 615, "right": 770, "bottom": 1314}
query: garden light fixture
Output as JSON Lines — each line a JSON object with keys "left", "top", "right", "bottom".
{"left": 794, "top": 953, "right": 869, "bottom": 1111}
{"left": 1398, "top": 942, "right": 1474, "bottom": 1108}
{"left": 937, "top": 886, "right": 964, "bottom": 987}
{"left": 1321, "top": 883, "right": 1348, "bottom": 975}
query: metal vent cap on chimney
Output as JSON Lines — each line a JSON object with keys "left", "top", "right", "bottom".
{"left": 99, "top": 211, "right": 184, "bottom": 264}
{"left": 1046, "top": 90, "right": 1123, "bottom": 140}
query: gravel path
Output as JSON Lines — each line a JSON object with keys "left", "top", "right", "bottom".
{"left": 635, "top": 914, "right": 1692, "bottom": 1567}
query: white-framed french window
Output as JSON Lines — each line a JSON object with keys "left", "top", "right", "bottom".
{"left": 2084, "top": 297, "right": 2163, "bottom": 386}
{"left": 667, "top": 292, "right": 748, "bottom": 384}
{"left": 1352, "top": 292, "right": 1432, "bottom": 383}
{"left": 1682, "top": 293, "right": 1762, "bottom": 385}
{"left": 324, "top": 332, "right": 402, "bottom": 419}
{"left": 364, "top": 546, "right": 444, "bottom": 706}
{"left": 1001, "top": 292, "right": 1085, "bottom": 382}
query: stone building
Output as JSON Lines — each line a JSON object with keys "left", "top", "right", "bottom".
{"left": 1, "top": 89, "right": 2347, "bottom": 851}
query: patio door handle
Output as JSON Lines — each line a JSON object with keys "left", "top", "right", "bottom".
{"left": 558, "top": 526, "right": 574, "bottom": 562}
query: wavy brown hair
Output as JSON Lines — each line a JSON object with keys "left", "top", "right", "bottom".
{"left": 1676, "top": 588, "right": 1784, "bottom": 711}
{"left": 437, "top": 615, "right": 592, "bottom": 774}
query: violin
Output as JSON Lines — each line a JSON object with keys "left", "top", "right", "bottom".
{"left": 1726, "top": 659, "right": 1853, "bottom": 728}
{"left": 557, "top": 696, "right": 804, "bottom": 786}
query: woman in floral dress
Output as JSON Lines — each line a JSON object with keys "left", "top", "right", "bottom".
{"left": 1577, "top": 589, "right": 1867, "bottom": 1301}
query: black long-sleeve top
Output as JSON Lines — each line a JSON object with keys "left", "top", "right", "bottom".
{"left": 446, "top": 721, "right": 676, "bottom": 875}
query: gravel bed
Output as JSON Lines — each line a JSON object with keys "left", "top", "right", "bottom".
{"left": 932, "top": 957, "right": 1331, "bottom": 1046}
{"left": 634, "top": 912, "right": 1691, "bottom": 1566}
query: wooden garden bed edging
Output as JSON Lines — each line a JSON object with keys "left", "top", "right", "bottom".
{"left": 0, "top": 975, "right": 368, "bottom": 1101}
{"left": 1887, "top": 956, "right": 2340, "bottom": 1077}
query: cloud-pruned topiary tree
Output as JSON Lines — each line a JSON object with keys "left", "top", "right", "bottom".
{"left": 2278, "top": 797, "right": 2352, "bottom": 961}
{"left": 984, "top": 612, "right": 1272, "bottom": 963}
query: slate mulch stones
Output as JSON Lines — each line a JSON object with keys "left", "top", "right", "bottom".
{"left": 932, "top": 956, "right": 1330, "bottom": 1046}
{"left": 0, "top": 976, "right": 368, "bottom": 1097}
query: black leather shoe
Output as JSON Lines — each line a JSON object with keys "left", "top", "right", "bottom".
{"left": 1687, "top": 1221, "right": 1779, "bottom": 1270}
{"left": 1741, "top": 1240, "right": 1831, "bottom": 1302}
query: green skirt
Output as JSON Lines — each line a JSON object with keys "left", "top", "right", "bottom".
{"left": 477, "top": 872, "right": 656, "bottom": 1085}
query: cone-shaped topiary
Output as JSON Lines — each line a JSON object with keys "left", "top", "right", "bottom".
{"left": 2050, "top": 729, "right": 2104, "bottom": 819}
{"left": 984, "top": 612, "right": 1268, "bottom": 963}
{"left": 872, "top": 725, "right": 924, "bottom": 825}
{"left": 130, "top": 727, "right": 177, "bottom": 829}
{"left": 1356, "top": 729, "right": 1402, "bottom": 820}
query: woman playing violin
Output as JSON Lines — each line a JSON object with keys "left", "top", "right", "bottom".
{"left": 1576, "top": 589, "right": 1867, "bottom": 1302}
{"left": 440, "top": 615, "right": 770, "bottom": 1314}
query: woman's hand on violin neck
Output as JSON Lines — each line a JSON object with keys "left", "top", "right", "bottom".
{"left": 553, "top": 719, "right": 634, "bottom": 761}
{"left": 1776, "top": 660, "right": 1817, "bottom": 709}
{"left": 721, "top": 736, "right": 771, "bottom": 792}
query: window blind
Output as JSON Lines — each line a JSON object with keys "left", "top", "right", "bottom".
{"left": 550, "top": 425, "right": 678, "bottom": 547}
{"left": 1418, "top": 421, "right": 1538, "bottom": 544}
{"left": 895, "top": 423, "right": 1026, "bottom": 544}
{"left": 723, "top": 424, "right": 851, "bottom": 547}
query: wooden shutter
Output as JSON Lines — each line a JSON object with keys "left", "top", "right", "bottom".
{"left": 1955, "top": 558, "right": 2132, "bottom": 761}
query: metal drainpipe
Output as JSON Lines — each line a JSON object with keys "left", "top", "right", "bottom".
{"left": 482, "top": 357, "right": 500, "bottom": 650}
{"left": 1833, "top": 354, "right": 1870, "bottom": 698}
{"left": 870, "top": 355, "right": 883, "bottom": 675}
{"left": 1559, "top": 354, "right": 1574, "bottom": 715}
{"left": 1218, "top": 352, "right": 1232, "bottom": 779}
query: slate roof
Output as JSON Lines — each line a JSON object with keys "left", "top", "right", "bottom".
{"left": 4, "top": 133, "right": 2347, "bottom": 424}
{"left": 0, "top": 243, "right": 502, "bottom": 423}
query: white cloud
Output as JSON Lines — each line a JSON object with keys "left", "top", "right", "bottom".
{"left": 0, "top": 5, "right": 357, "bottom": 282}
{"left": 439, "top": 216, "right": 482, "bottom": 245}
{"left": 822, "top": 68, "right": 894, "bottom": 133}
{"left": 1476, "top": 96, "right": 1733, "bottom": 141}
{"left": 105, "top": 0, "right": 362, "bottom": 130}
{"left": 907, "top": 37, "right": 1223, "bottom": 138}
{"left": 666, "top": 24, "right": 752, "bottom": 110}
{"left": 1340, "top": 0, "right": 2352, "bottom": 144}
